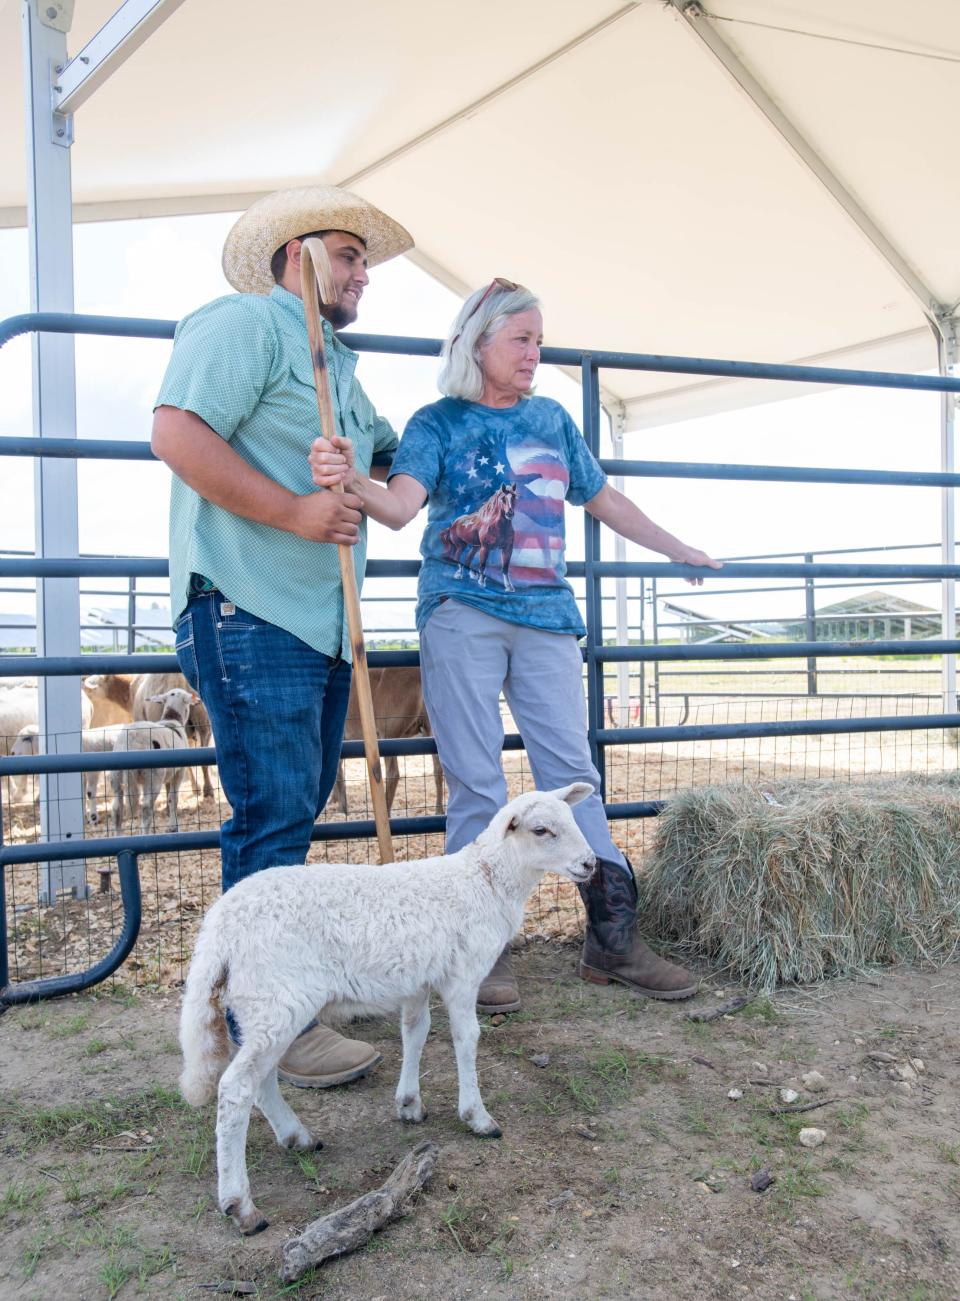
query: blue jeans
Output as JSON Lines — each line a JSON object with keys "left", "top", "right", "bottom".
{"left": 174, "top": 591, "right": 352, "bottom": 893}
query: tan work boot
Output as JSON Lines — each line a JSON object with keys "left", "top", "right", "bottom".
{"left": 476, "top": 945, "right": 521, "bottom": 1014}
{"left": 277, "top": 1023, "right": 382, "bottom": 1088}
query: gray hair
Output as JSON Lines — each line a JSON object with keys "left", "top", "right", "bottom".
{"left": 438, "top": 283, "right": 541, "bottom": 401}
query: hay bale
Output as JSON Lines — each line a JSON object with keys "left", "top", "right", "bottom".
{"left": 637, "top": 776, "right": 960, "bottom": 990}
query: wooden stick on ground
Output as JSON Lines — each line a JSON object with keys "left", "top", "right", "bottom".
{"left": 686, "top": 996, "right": 753, "bottom": 1023}
{"left": 300, "top": 236, "right": 394, "bottom": 863}
{"left": 767, "top": 1095, "right": 849, "bottom": 1117}
{"left": 279, "top": 1140, "right": 439, "bottom": 1283}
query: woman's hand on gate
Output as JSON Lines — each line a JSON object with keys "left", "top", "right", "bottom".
{"left": 670, "top": 544, "right": 723, "bottom": 586}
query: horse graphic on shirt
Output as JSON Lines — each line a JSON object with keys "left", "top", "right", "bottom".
{"left": 440, "top": 482, "right": 518, "bottom": 592}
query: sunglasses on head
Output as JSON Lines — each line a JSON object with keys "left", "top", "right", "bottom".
{"left": 451, "top": 277, "right": 523, "bottom": 347}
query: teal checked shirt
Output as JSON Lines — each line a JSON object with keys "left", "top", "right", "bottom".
{"left": 155, "top": 286, "right": 398, "bottom": 661}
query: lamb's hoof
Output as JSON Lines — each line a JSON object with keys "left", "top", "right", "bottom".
{"left": 462, "top": 1109, "right": 502, "bottom": 1138}
{"left": 282, "top": 1129, "right": 323, "bottom": 1152}
{"left": 396, "top": 1095, "right": 427, "bottom": 1124}
{"left": 223, "top": 1200, "right": 269, "bottom": 1236}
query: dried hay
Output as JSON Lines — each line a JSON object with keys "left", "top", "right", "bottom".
{"left": 637, "top": 775, "right": 960, "bottom": 990}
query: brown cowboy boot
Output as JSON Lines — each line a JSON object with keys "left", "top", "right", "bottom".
{"left": 578, "top": 858, "right": 697, "bottom": 1000}
{"left": 476, "top": 945, "right": 521, "bottom": 1014}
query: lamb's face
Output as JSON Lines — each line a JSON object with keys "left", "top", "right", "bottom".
{"left": 148, "top": 687, "right": 196, "bottom": 726}
{"left": 11, "top": 724, "right": 39, "bottom": 757}
{"left": 498, "top": 784, "right": 596, "bottom": 884}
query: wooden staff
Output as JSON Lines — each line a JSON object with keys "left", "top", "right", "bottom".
{"left": 300, "top": 237, "right": 394, "bottom": 863}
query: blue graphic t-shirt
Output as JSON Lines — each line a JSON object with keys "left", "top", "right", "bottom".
{"left": 389, "top": 396, "right": 606, "bottom": 636}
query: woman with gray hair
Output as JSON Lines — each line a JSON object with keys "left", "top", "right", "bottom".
{"left": 310, "top": 279, "right": 720, "bottom": 1012}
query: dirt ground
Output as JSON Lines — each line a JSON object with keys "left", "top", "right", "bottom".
{"left": 3, "top": 950, "right": 960, "bottom": 1301}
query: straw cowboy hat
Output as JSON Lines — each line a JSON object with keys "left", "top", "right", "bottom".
{"left": 222, "top": 183, "right": 414, "bottom": 295}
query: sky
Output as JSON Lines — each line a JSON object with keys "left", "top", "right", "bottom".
{"left": 0, "top": 212, "right": 950, "bottom": 641}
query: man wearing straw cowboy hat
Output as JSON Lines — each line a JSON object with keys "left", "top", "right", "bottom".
{"left": 152, "top": 185, "right": 413, "bottom": 1088}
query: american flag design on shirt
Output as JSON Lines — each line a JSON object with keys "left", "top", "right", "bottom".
{"left": 504, "top": 436, "right": 570, "bottom": 584}
{"left": 390, "top": 395, "right": 606, "bottom": 637}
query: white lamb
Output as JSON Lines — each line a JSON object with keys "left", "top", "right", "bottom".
{"left": 109, "top": 687, "right": 195, "bottom": 833}
{"left": 10, "top": 722, "right": 124, "bottom": 821}
{"left": 179, "top": 782, "right": 596, "bottom": 1236}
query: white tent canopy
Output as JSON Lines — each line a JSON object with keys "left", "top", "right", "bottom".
{"left": 4, "top": 0, "right": 958, "bottom": 424}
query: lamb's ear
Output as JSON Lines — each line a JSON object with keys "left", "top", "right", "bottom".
{"left": 147, "top": 694, "right": 164, "bottom": 704}
{"left": 549, "top": 782, "right": 594, "bottom": 807}
{"left": 504, "top": 815, "right": 520, "bottom": 833}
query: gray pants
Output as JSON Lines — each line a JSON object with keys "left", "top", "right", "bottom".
{"left": 419, "top": 600, "right": 628, "bottom": 871}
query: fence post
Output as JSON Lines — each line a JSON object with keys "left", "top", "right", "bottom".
{"left": 611, "top": 427, "right": 631, "bottom": 727}
{"left": 638, "top": 575, "right": 646, "bottom": 727}
{"left": 651, "top": 577, "right": 661, "bottom": 726}
{"left": 0, "top": 797, "right": 8, "bottom": 994}
{"left": 127, "top": 573, "right": 137, "bottom": 654}
{"left": 804, "top": 552, "right": 818, "bottom": 696}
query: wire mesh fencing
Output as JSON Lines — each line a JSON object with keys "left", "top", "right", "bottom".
{"left": 4, "top": 687, "right": 959, "bottom": 993}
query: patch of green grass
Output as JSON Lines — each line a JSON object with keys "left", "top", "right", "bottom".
{"left": 741, "top": 997, "right": 781, "bottom": 1025}
{"left": 75, "top": 1219, "right": 138, "bottom": 1252}
{"left": 180, "top": 1130, "right": 213, "bottom": 1178}
{"left": 833, "top": 1102, "right": 870, "bottom": 1147}
{"left": 22, "top": 1229, "right": 60, "bottom": 1280}
{"left": 488, "top": 1233, "right": 515, "bottom": 1279}
{"left": 0, "top": 1180, "right": 47, "bottom": 1219}
{"left": 438, "top": 1195, "right": 500, "bottom": 1254}
{"left": 62, "top": 1169, "right": 90, "bottom": 1204}
{"left": 937, "top": 1141, "right": 960, "bottom": 1165}
{"left": 295, "top": 1151, "right": 322, "bottom": 1180}
{"left": 49, "top": 1011, "right": 90, "bottom": 1038}
{"left": 97, "top": 1248, "right": 133, "bottom": 1300}
{"left": 680, "top": 1104, "right": 712, "bottom": 1137}
{"left": 541, "top": 1046, "right": 680, "bottom": 1116}
{"left": 137, "top": 1245, "right": 174, "bottom": 1288}
{"left": 0, "top": 1084, "right": 187, "bottom": 1153}
{"left": 738, "top": 1099, "right": 808, "bottom": 1150}
{"left": 824, "top": 1153, "right": 856, "bottom": 1175}
{"left": 191, "top": 1193, "right": 212, "bottom": 1221}
{"left": 774, "top": 1159, "right": 826, "bottom": 1203}
{"left": 104, "top": 1175, "right": 136, "bottom": 1203}
{"left": 275, "top": 1266, "right": 322, "bottom": 1295}
{"left": 16, "top": 1008, "right": 45, "bottom": 1031}
{"left": 680, "top": 1018, "right": 713, "bottom": 1041}
{"left": 85, "top": 1221, "right": 173, "bottom": 1300}
{"left": 81, "top": 1037, "right": 109, "bottom": 1057}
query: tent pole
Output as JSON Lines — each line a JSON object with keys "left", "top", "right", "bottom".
{"left": 937, "top": 322, "right": 958, "bottom": 716}
{"left": 21, "top": 0, "right": 86, "bottom": 902}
